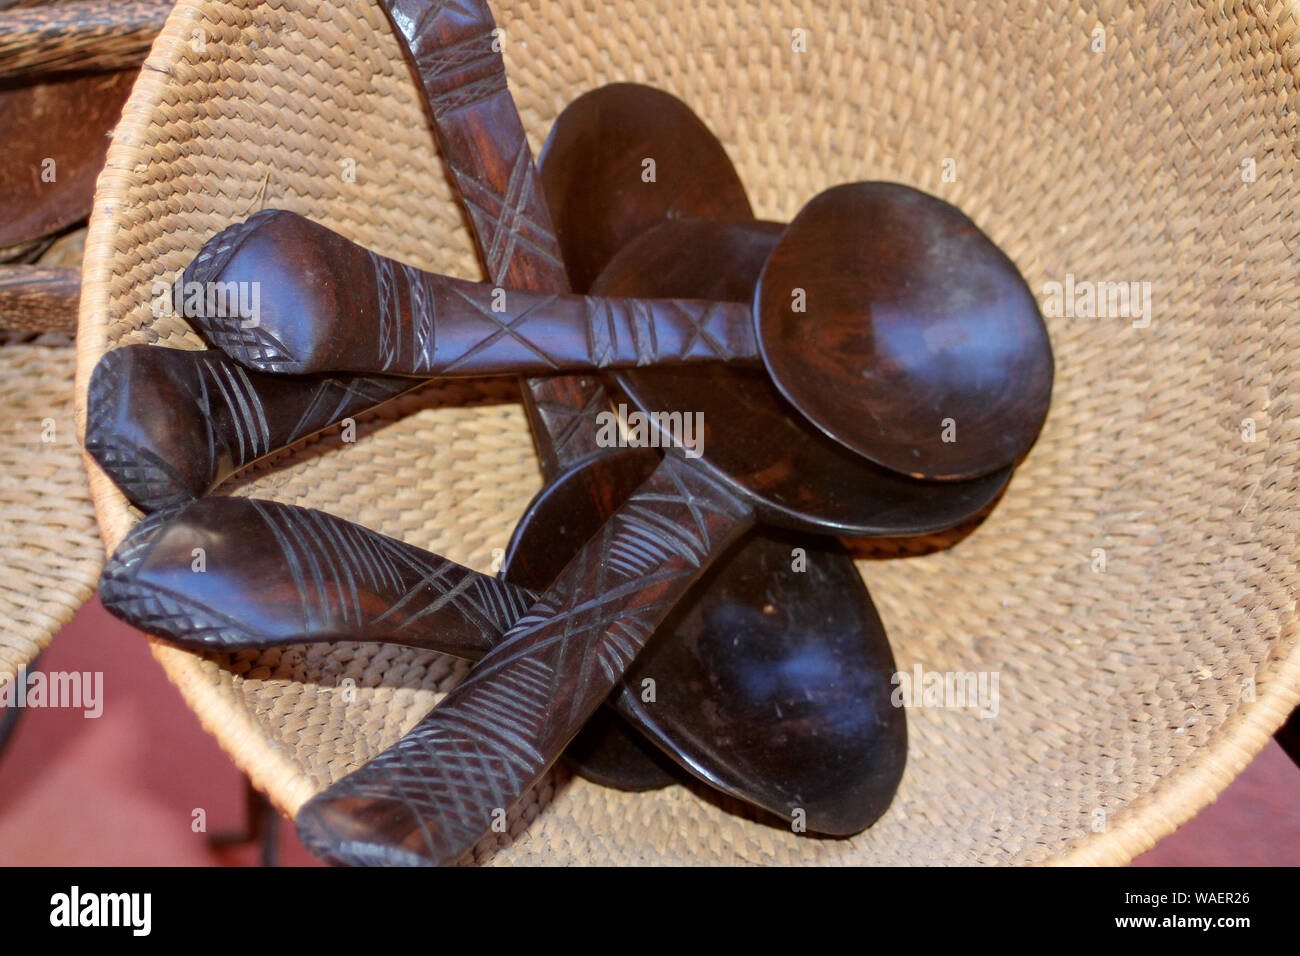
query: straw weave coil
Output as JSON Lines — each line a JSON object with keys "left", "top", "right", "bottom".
{"left": 76, "top": 0, "right": 1300, "bottom": 865}
{"left": 0, "top": 338, "right": 101, "bottom": 680}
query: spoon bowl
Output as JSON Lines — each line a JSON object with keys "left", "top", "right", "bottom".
{"left": 756, "top": 182, "right": 1054, "bottom": 479}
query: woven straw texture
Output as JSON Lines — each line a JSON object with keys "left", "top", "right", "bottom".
{"left": 75, "top": 0, "right": 1299, "bottom": 865}
{"left": 0, "top": 343, "right": 101, "bottom": 679}
{"left": 0, "top": 225, "right": 101, "bottom": 678}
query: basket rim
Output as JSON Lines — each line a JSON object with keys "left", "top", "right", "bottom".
{"left": 73, "top": 0, "right": 1300, "bottom": 866}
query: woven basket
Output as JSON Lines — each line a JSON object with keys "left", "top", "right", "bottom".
{"left": 0, "top": 229, "right": 102, "bottom": 680}
{"left": 0, "top": 343, "right": 101, "bottom": 680}
{"left": 75, "top": 0, "right": 1300, "bottom": 865}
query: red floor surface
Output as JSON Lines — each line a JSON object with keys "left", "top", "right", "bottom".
{"left": 0, "top": 599, "right": 1296, "bottom": 866}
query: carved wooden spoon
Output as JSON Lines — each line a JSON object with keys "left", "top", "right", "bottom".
{"left": 185, "top": 181, "right": 1052, "bottom": 480}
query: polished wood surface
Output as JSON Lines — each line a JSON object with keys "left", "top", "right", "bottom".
{"left": 387, "top": 2, "right": 671, "bottom": 792}
{"left": 181, "top": 209, "right": 758, "bottom": 378}
{"left": 757, "top": 182, "right": 1054, "bottom": 479}
{"left": 538, "top": 82, "right": 753, "bottom": 292}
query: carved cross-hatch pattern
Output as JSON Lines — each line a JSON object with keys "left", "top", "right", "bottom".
{"left": 245, "top": 500, "right": 531, "bottom": 648}
{"left": 381, "top": 0, "right": 613, "bottom": 478}
{"left": 296, "top": 456, "right": 754, "bottom": 866}
{"left": 85, "top": 344, "right": 415, "bottom": 512}
{"left": 414, "top": 28, "right": 508, "bottom": 119}
{"left": 448, "top": 145, "right": 566, "bottom": 287}
{"left": 352, "top": 265, "right": 758, "bottom": 377}
{"left": 385, "top": 0, "right": 565, "bottom": 291}
{"left": 98, "top": 498, "right": 538, "bottom": 657}
{"left": 587, "top": 297, "right": 759, "bottom": 367}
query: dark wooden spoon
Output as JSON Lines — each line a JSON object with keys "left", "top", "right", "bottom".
{"left": 185, "top": 181, "right": 1051, "bottom": 480}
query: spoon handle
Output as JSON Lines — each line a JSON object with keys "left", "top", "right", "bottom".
{"left": 84, "top": 344, "right": 419, "bottom": 512}
{"left": 380, "top": 0, "right": 613, "bottom": 478}
{"left": 189, "top": 211, "right": 759, "bottom": 378}
{"left": 295, "top": 454, "right": 754, "bottom": 866}
{"left": 98, "top": 498, "right": 538, "bottom": 660}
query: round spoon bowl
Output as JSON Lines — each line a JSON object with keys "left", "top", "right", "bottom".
{"left": 503, "top": 433, "right": 906, "bottom": 830}
{"left": 756, "top": 182, "right": 1054, "bottom": 480}
{"left": 538, "top": 83, "right": 754, "bottom": 291}
{"left": 602, "top": 219, "right": 1015, "bottom": 537}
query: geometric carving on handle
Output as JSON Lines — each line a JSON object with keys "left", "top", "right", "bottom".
{"left": 295, "top": 455, "right": 754, "bottom": 865}
{"left": 381, "top": 0, "right": 612, "bottom": 478}
{"left": 185, "top": 215, "right": 760, "bottom": 378}
{"left": 85, "top": 344, "right": 414, "bottom": 512}
{"left": 399, "top": 278, "right": 756, "bottom": 378}
{"left": 98, "top": 497, "right": 538, "bottom": 659}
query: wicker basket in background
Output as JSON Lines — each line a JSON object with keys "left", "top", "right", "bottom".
{"left": 0, "top": 229, "right": 102, "bottom": 682}
{"left": 75, "top": 0, "right": 1300, "bottom": 865}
